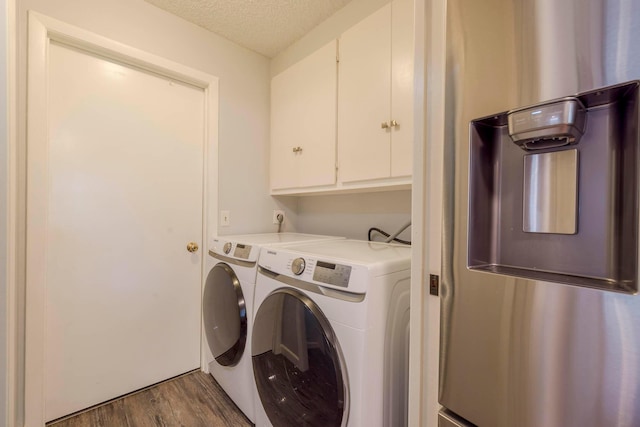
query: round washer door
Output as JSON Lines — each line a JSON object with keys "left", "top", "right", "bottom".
{"left": 252, "top": 288, "right": 348, "bottom": 427}
{"left": 203, "top": 263, "right": 247, "bottom": 366}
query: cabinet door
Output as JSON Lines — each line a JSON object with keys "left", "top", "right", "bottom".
{"left": 271, "top": 40, "right": 337, "bottom": 191}
{"left": 338, "top": 3, "right": 392, "bottom": 183}
{"left": 390, "top": 0, "right": 414, "bottom": 177}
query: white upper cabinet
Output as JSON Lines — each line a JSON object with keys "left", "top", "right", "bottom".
{"left": 269, "top": 0, "right": 414, "bottom": 195}
{"left": 390, "top": 0, "right": 415, "bottom": 177}
{"left": 338, "top": 0, "right": 414, "bottom": 183}
{"left": 270, "top": 40, "right": 338, "bottom": 191}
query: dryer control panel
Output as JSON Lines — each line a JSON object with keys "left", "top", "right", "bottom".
{"left": 210, "top": 239, "right": 259, "bottom": 263}
{"left": 285, "top": 257, "right": 352, "bottom": 288}
{"left": 312, "top": 260, "right": 352, "bottom": 288}
{"left": 260, "top": 250, "right": 371, "bottom": 294}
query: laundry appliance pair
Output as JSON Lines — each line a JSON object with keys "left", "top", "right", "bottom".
{"left": 203, "top": 233, "right": 344, "bottom": 422}
{"left": 204, "top": 234, "right": 412, "bottom": 426}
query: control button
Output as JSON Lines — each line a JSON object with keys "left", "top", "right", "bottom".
{"left": 223, "top": 242, "right": 232, "bottom": 254}
{"left": 291, "top": 258, "right": 306, "bottom": 275}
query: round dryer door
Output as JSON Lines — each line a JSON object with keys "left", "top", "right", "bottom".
{"left": 203, "top": 263, "right": 247, "bottom": 367}
{"left": 252, "top": 288, "right": 348, "bottom": 427}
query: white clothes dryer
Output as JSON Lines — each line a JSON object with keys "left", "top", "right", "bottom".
{"left": 203, "top": 233, "right": 344, "bottom": 422}
{"left": 252, "top": 240, "right": 412, "bottom": 427}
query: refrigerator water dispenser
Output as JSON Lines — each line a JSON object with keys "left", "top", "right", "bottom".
{"left": 467, "top": 81, "right": 640, "bottom": 293}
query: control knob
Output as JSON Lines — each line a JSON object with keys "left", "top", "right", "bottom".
{"left": 291, "top": 257, "right": 306, "bottom": 275}
{"left": 223, "top": 242, "right": 232, "bottom": 254}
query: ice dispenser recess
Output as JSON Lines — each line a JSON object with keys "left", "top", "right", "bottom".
{"left": 467, "top": 81, "right": 640, "bottom": 293}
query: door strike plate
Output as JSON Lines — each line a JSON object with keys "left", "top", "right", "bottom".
{"left": 429, "top": 274, "right": 440, "bottom": 296}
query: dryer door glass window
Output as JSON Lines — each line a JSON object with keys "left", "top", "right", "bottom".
{"left": 252, "top": 288, "right": 347, "bottom": 427}
{"left": 203, "top": 263, "right": 247, "bottom": 366}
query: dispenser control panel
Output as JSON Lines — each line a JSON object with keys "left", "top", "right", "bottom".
{"left": 508, "top": 97, "right": 586, "bottom": 150}
{"left": 509, "top": 99, "right": 581, "bottom": 134}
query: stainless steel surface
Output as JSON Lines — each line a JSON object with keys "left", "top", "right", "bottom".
{"left": 440, "top": 1, "right": 640, "bottom": 426}
{"left": 258, "top": 266, "right": 365, "bottom": 303}
{"left": 291, "top": 257, "right": 306, "bottom": 275}
{"left": 523, "top": 150, "right": 578, "bottom": 234}
{"left": 208, "top": 249, "right": 256, "bottom": 268}
{"left": 438, "top": 410, "right": 474, "bottom": 427}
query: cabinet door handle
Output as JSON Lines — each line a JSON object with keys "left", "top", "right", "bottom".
{"left": 381, "top": 122, "right": 390, "bottom": 129}
{"left": 390, "top": 120, "right": 399, "bottom": 127}
{"left": 292, "top": 146, "right": 303, "bottom": 153}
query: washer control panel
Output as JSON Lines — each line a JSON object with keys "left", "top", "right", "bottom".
{"left": 233, "top": 243, "right": 252, "bottom": 259}
{"left": 223, "top": 242, "right": 232, "bottom": 254}
{"left": 312, "top": 260, "right": 352, "bottom": 288}
{"left": 291, "top": 257, "right": 306, "bottom": 275}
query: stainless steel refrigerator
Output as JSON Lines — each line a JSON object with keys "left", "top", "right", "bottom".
{"left": 439, "top": 1, "right": 640, "bottom": 426}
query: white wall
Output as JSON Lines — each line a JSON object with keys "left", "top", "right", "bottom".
{"left": 270, "top": 0, "right": 412, "bottom": 241}
{"left": 296, "top": 191, "right": 412, "bottom": 241}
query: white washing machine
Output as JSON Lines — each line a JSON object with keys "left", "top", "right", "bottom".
{"left": 203, "top": 232, "right": 345, "bottom": 422}
{"left": 252, "top": 239, "right": 412, "bottom": 427}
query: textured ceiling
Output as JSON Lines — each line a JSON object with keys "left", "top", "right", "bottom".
{"left": 144, "top": 0, "right": 355, "bottom": 57}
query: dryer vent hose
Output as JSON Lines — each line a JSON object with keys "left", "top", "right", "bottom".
{"left": 368, "top": 220, "right": 412, "bottom": 245}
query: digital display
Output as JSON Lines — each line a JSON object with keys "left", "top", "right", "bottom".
{"left": 312, "top": 261, "right": 351, "bottom": 287}
{"left": 317, "top": 261, "right": 336, "bottom": 270}
{"left": 233, "top": 244, "right": 251, "bottom": 259}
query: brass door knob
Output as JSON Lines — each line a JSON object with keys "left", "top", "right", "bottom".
{"left": 187, "top": 242, "right": 199, "bottom": 253}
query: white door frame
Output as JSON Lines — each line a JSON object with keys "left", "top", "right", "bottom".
{"left": 25, "top": 12, "right": 218, "bottom": 426}
{"left": 4, "top": 0, "right": 17, "bottom": 426}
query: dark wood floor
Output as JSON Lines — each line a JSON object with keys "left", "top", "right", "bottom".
{"left": 47, "top": 370, "right": 253, "bottom": 427}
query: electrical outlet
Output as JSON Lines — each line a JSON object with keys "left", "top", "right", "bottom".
{"left": 273, "top": 210, "right": 285, "bottom": 224}
{"left": 220, "top": 210, "right": 230, "bottom": 226}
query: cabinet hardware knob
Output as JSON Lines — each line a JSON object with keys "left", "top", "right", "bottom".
{"left": 186, "top": 242, "right": 199, "bottom": 253}
{"left": 391, "top": 120, "right": 399, "bottom": 127}
{"left": 292, "top": 146, "right": 303, "bottom": 153}
{"left": 381, "top": 122, "right": 390, "bottom": 129}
